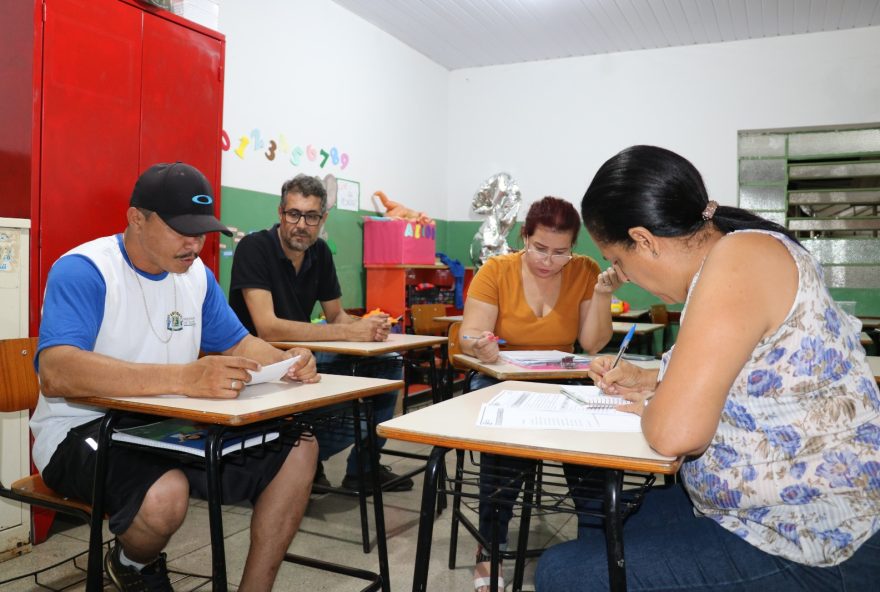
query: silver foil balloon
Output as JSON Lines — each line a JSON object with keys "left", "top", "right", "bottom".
{"left": 470, "top": 173, "right": 522, "bottom": 267}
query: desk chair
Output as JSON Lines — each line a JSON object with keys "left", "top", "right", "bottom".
{"left": 404, "top": 303, "right": 449, "bottom": 412}
{"left": 649, "top": 304, "right": 670, "bottom": 355}
{"left": 446, "top": 321, "right": 476, "bottom": 394}
{"left": 0, "top": 337, "right": 97, "bottom": 590}
{"left": 0, "top": 337, "right": 208, "bottom": 590}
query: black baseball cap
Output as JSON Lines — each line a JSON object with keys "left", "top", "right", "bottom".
{"left": 130, "top": 162, "right": 232, "bottom": 237}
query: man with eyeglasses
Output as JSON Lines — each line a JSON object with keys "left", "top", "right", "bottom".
{"left": 229, "top": 174, "right": 413, "bottom": 493}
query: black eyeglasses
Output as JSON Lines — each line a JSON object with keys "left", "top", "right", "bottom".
{"left": 282, "top": 209, "right": 323, "bottom": 226}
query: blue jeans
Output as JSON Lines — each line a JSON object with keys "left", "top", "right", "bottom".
{"left": 312, "top": 352, "right": 401, "bottom": 476}
{"left": 535, "top": 483, "right": 880, "bottom": 591}
{"left": 470, "top": 373, "right": 603, "bottom": 546}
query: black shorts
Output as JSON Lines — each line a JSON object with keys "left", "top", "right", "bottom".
{"left": 41, "top": 416, "right": 305, "bottom": 535}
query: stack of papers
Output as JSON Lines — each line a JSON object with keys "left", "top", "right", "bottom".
{"left": 476, "top": 389, "right": 641, "bottom": 432}
{"left": 499, "top": 350, "right": 592, "bottom": 367}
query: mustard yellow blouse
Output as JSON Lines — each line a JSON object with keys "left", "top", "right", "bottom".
{"left": 466, "top": 251, "right": 600, "bottom": 352}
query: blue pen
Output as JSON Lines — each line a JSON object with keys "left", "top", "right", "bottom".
{"left": 461, "top": 335, "right": 507, "bottom": 345}
{"left": 611, "top": 324, "right": 637, "bottom": 369}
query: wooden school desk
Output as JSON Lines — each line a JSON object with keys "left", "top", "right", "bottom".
{"left": 612, "top": 322, "right": 666, "bottom": 357}
{"left": 612, "top": 308, "right": 649, "bottom": 321}
{"left": 453, "top": 353, "right": 661, "bottom": 384}
{"left": 76, "top": 374, "right": 402, "bottom": 592}
{"left": 433, "top": 314, "right": 463, "bottom": 325}
{"left": 860, "top": 317, "right": 880, "bottom": 331}
{"left": 272, "top": 332, "right": 447, "bottom": 358}
{"left": 868, "top": 355, "right": 879, "bottom": 384}
{"left": 377, "top": 380, "right": 682, "bottom": 592}
{"left": 273, "top": 332, "right": 450, "bottom": 404}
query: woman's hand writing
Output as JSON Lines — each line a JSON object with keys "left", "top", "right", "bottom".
{"left": 471, "top": 331, "right": 501, "bottom": 363}
{"left": 588, "top": 356, "right": 654, "bottom": 395}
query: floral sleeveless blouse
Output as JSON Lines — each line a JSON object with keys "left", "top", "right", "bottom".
{"left": 659, "top": 230, "right": 880, "bottom": 566}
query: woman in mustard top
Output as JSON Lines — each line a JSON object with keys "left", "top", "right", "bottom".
{"left": 460, "top": 196, "right": 623, "bottom": 592}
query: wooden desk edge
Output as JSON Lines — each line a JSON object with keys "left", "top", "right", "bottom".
{"left": 271, "top": 338, "right": 447, "bottom": 355}
{"left": 77, "top": 380, "right": 404, "bottom": 427}
{"left": 376, "top": 425, "right": 682, "bottom": 475}
{"left": 453, "top": 354, "right": 591, "bottom": 380}
{"left": 612, "top": 323, "right": 665, "bottom": 333}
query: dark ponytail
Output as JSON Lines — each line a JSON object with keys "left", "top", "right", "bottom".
{"left": 710, "top": 204, "right": 798, "bottom": 243}
{"left": 581, "top": 145, "right": 800, "bottom": 246}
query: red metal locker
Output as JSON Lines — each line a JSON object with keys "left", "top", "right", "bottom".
{"left": 0, "top": 0, "right": 226, "bottom": 333}
{"left": 39, "top": 0, "right": 143, "bottom": 311}
{"left": 141, "top": 12, "right": 225, "bottom": 270}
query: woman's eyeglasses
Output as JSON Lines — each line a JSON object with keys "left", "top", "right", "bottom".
{"left": 282, "top": 209, "right": 323, "bottom": 226}
{"left": 525, "top": 245, "right": 573, "bottom": 264}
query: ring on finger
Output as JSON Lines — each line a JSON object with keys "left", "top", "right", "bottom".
{"left": 231, "top": 379, "right": 239, "bottom": 390}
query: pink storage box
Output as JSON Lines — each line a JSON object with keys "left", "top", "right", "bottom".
{"left": 363, "top": 217, "right": 436, "bottom": 265}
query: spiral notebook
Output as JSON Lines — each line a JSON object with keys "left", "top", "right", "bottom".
{"left": 112, "top": 419, "right": 279, "bottom": 457}
{"left": 559, "top": 385, "right": 628, "bottom": 408}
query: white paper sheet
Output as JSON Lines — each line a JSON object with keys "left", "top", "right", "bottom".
{"left": 336, "top": 178, "right": 360, "bottom": 211}
{"left": 247, "top": 355, "right": 300, "bottom": 385}
{"left": 475, "top": 390, "right": 641, "bottom": 432}
{"left": 499, "top": 350, "right": 592, "bottom": 366}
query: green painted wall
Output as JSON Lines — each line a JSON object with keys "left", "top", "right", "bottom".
{"left": 219, "top": 186, "right": 370, "bottom": 310}
{"left": 220, "top": 186, "right": 879, "bottom": 321}
{"left": 219, "top": 185, "right": 669, "bottom": 317}
{"left": 441, "top": 220, "right": 670, "bottom": 311}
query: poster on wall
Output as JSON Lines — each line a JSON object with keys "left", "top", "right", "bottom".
{"left": 337, "top": 178, "right": 360, "bottom": 211}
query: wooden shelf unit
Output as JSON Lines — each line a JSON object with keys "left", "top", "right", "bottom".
{"left": 365, "top": 264, "right": 474, "bottom": 331}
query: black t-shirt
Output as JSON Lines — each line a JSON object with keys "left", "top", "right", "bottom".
{"left": 229, "top": 224, "right": 342, "bottom": 335}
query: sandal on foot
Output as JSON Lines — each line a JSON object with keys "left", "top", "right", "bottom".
{"left": 473, "top": 548, "right": 504, "bottom": 592}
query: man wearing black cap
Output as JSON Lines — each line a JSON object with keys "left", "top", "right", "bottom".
{"left": 31, "top": 162, "right": 319, "bottom": 591}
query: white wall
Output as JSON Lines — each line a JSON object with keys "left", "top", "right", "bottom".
{"left": 446, "top": 26, "right": 880, "bottom": 220}
{"left": 218, "top": 0, "right": 449, "bottom": 214}
{"left": 217, "top": 5, "right": 880, "bottom": 222}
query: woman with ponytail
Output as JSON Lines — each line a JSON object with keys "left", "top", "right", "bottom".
{"left": 536, "top": 146, "right": 880, "bottom": 591}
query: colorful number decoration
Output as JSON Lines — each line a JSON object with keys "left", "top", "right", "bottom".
{"left": 234, "top": 136, "right": 250, "bottom": 159}
{"left": 250, "top": 129, "right": 265, "bottom": 151}
{"left": 291, "top": 146, "right": 304, "bottom": 166}
{"left": 227, "top": 129, "right": 350, "bottom": 170}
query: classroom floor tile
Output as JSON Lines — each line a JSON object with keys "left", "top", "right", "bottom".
{"left": 0, "top": 438, "right": 582, "bottom": 591}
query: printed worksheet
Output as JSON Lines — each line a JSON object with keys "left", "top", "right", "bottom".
{"left": 476, "top": 390, "right": 641, "bottom": 432}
